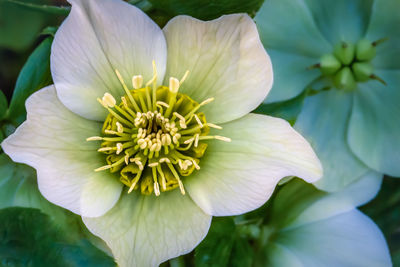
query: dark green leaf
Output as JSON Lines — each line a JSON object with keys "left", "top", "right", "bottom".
{"left": 2, "top": 0, "right": 70, "bottom": 15}
{"left": 195, "top": 217, "right": 256, "bottom": 267}
{"left": 0, "top": 154, "right": 74, "bottom": 234}
{"left": 253, "top": 90, "right": 307, "bottom": 125}
{"left": 8, "top": 37, "right": 52, "bottom": 125}
{"left": 195, "top": 217, "right": 236, "bottom": 267}
{"left": 149, "top": 0, "right": 265, "bottom": 21}
{"left": 0, "top": 0, "right": 49, "bottom": 51}
{"left": 0, "top": 207, "right": 115, "bottom": 267}
{"left": 361, "top": 176, "right": 400, "bottom": 264}
{"left": 228, "top": 237, "right": 254, "bottom": 267}
{"left": 0, "top": 90, "right": 7, "bottom": 120}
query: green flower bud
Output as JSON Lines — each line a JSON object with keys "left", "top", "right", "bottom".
{"left": 352, "top": 62, "right": 373, "bottom": 82}
{"left": 355, "top": 39, "right": 376, "bottom": 61}
{"left": 334, "top": 42, "right": 355, "bottom": 65}
{"left": 320, "top": 54, "right": 341, "bottom": 75}
{"left": 334, "top": 67, "right": 356, "bottom": 90}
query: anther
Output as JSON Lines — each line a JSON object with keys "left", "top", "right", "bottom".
{"left": 154, "top": 182, "right": 160, "bottom": 196}
{"left": 156, "top": 101, "right": 169, "bottom": 108}
{"left": 102, "top": 93, "right": 116, "bottom": 108}
{"left": 123, "top": 154, "right": 128, "bottom": 165}
{"left": 134, "top": 160, "right": 144, "bottom": 170}
{"left": 194, "top": 114, "right": 203, "bottom": 128}
{"left": 159, "top": 158, "right": 171, "bottom": 163}
{"left": 200, "top": 97, "right": 214, "bottom": 106}
{"left": 132, "top": 75, "right": 143, "bottom": 89}
{"left": 148, "top": 162, "right": 159, "bottom": 167}
{"left": 94, "top": 165, "right": 111, "bottom": 172}
{"left": 116, "top": 143, "right": 123, "bottom": 154}
{"left": 128, "top": 178, "right": 139, "bottom": 194}
{"left": 215, "top": 136, "right": 231, "bottom": 142}
{"left": 86, "top": 136, "right": 103, "bottom": 141}
{"left": 116, "top": 122, "right": 124, "bottom": 133}
{"left": 184, "top": 138, "right": 194, "bottom": 145}
{"left": 178, "top": 180, "right": 186, "bottom": 195}
{"left": 169, "top": 77, "right": 180, "bottom": 93}
{"left": 192, "top": 160, "right": 200, "bottom": 170}
{"left": 98, "top": 147, "right": 114, "bottom": 152}
{"left": 207, "top": 123, "right": 222, "bottom": 129}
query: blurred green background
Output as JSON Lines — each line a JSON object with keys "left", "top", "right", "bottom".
{"left": 0, "top": 0, "right": 399, "bottom": 266}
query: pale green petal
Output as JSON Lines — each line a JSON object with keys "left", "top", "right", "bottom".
{"left": 263, "top": 244, "right": 303, "bottom": 267}
{"left": 348, "top": 70, "right": 400, "bottom": 176}
{"left": 263, "top": 50, "right": 321, "bottom": 103}
{"left": 255, "top": 0, "right": 331, "bottom": 103}
{"left": 1, "top": 86, "right": 122, "bottom": 217}
{"left": 52, "top": 0, "right": 167, "bottom": 121}
{"left": 163, "top": 14, "right": 272, "bottom": 123}
{"left": 294, "top": 90, "right": 369, "bottom": 191}
{"left": 366, "top": 0, "right": 400, "bottom": 69}
{"left": 289, "top": 171, "right": 382, "bottom": 229}
{"left": 265, "top": 179, "right": 391, "bottom": 267}
{"left": 255, "top": 0, "right": 331, "bottom": 56}
{"left": 274, "top": 210, "right": 391, "bottom": 267}
{"left": 186, "top": 113, "right": 322, "bottom": 216}
{"left": 83, "top": 190, "right": 211, "bottom": 267}
{"left": 304, "top": 0, "right": 374, "bottom": 44}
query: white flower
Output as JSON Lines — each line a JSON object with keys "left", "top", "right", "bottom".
{"left": 1, "top": 0, "right": 322, "bottom": 266}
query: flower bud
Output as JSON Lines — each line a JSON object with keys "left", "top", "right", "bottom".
{"left": 352, "top": 62, "right": 373, "bottom": 82}
{"left": 355, "top": 39, "right": 376, "bottom": 61}
{"left": 334, "top": 67, "right": 356, "bottom": 90}
{"left": 334, "top": 42, "right": 355, "bottom": 65}
{"left": 320, "top": 54, "right": 341, "bottom": 75}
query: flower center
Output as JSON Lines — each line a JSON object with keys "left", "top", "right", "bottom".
{"left": 87, "top": 62, "right": 230, "bottom": 196}
{"left": 311, "top": 38, "right": 387, "bottom": 91}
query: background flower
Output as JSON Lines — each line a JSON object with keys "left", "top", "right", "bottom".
{"left": 255, "top": 0, "right": 400, "bottom": 191}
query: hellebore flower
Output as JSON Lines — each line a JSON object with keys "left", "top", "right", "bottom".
{"left": 256, "top": 0, "right": 400, "bottom": 191}
{"left": 2, "top": 0, "right": 322, "bottom": 265}
{"left": 259, "top": 174, "right": 391, "bottom": 266}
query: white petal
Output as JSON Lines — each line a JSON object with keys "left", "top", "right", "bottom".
{"left": 186, "top": 113, "right": 322, "bottom": 216}
{"left": 52, "top": 0, "right": 167, "bottom": 121}
{"left": 163, "top": 14, "right": 273, "bottom": 123}
{"left": 289, "top": 171, "right": 383, "bottom": 229}
{"left": 275, "top": 210, "right": 392, "bottom": 267}
{"left": 83, "top": 190, "right": 211, "bottom": 267}
{"left": 1, "top": 86, "right": 122, "bottom": 217}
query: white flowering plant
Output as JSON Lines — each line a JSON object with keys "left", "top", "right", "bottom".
{"left": 0, "top": 0, "right": 397, "bottom": 266}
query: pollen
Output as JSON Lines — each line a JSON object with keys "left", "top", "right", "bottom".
{"left": 88, "top": 64, "right": 230, "bottom": 196}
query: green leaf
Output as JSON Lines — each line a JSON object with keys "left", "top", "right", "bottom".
{"left": 0, "top": 207, "right": 115, "bottom": 266}
{"left": 361, "top": 176, "right": 400, "bottom": 264}
{"left": 228, "top": 237, "right": 254, "bottom": 267}
{"left": 195, "top": 217, "right": 236, "bottom": 267}
{"left": 253, "top": 90, "right": 307, "bottom": 125}
{"left": 0, "top": 90, "right": 7, "bottom": 120}
{"left": 149, "top": 0, "right": 265, "bottom": 21}
{"left": 0, "top": 154, "right": 115, "bottom": 264}
{"left": 0, "top": 0, "right": 49, "bottom": 51}
{"left": 0, "top": 154, "right": 77, "bottom": 236}
{"left": 195, "top": 217, "right": 254, "bottom": 267}
{"left": 8, "top": 37, "right": 52, "bottom": 125}
{"left": 2, "top": 0, "right": 70, "bottom": 15}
